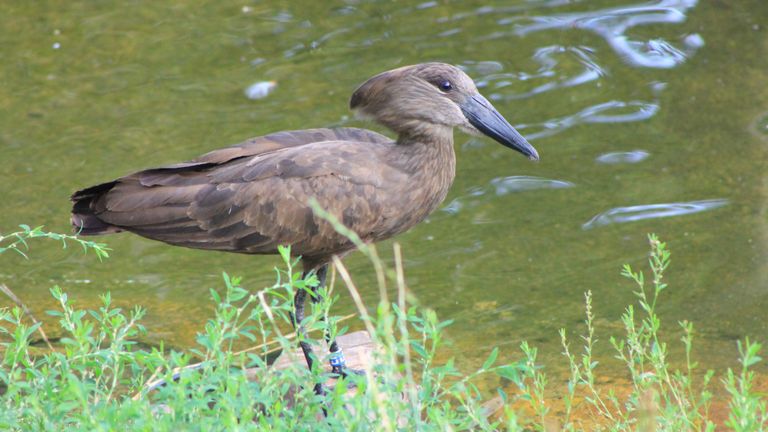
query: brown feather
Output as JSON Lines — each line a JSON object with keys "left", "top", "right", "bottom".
{"left": 71, "top": 63, "right": 536, "bottom": 270}
{"left": 71, "top": 127, "right": 411, "bottom": 261}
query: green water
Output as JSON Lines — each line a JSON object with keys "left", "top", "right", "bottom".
{"left": 1, "top": 0, "right": 766, "bottom": 382}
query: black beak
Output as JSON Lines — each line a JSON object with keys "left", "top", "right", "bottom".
{"left": 460, "top": 94, "right": 539, "bottom": 161}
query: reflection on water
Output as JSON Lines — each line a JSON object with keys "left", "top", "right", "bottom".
{"left": 459, "top": 0, "right": 701, "bottom": 143}
{"left": 445, "top": 0, "right": 578, "bottom": 23}
{"left": 595, "top": 150, "right": 650, "bottom": 164}
{"left": 582, "top": 199, "right": 729, "bottom": 230}
{"left": 520, "top": 99, "right": 659, "bottom": 140}
{"left": 475, "top": 46, "right": 604, "bottom": 100}
{"left": 244, "top": 81, "right": 277, "bottom": 100}
{"left": 509, "top": 0, "right": 702, "bottom": 69}
{"left": 491, "top": 176, "right": 574, "bottom": 195}
{"left": 442, "top": 176, "right": 573, "bottom": 215}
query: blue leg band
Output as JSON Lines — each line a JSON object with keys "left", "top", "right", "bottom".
{"left": 329, "top": 348, "right": 346, "bottom": 368}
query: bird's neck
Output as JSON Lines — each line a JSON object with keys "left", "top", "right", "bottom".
{"left": 395, "top": 124, "right": 455, "bottom": 165}
{"left": 392, "top": 125, "right": 457, "bottom": 204}
{"left": 395, "top": 122, "right": 453, "bottom": 145}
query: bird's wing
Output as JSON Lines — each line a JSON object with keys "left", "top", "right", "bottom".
{"left": 133, "top": 127, "right": 391, "bottom": 185}
{"left": 73, "top": 128, "right": 406, "bottom": 258}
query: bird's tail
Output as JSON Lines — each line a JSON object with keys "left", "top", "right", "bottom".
{"left": 70, "top": 182, "right": 123, "bottom": 236}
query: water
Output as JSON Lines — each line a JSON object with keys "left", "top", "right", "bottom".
{"left": 1, "top": 0, "right": 766, "bottom": 390}
{"left": 582, "top": 198, "right": 729, "bottom": 230}
{"left": 595, "top": 150, "right": 649, "bottom": 164}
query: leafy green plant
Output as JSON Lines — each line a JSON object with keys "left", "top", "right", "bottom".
{"left": 0, "top": 227, "right": 766, "bottom": 431}
{"left": 725, "top": 338, "right": 768, "bottom": 431}
{"left": 0, "top": 224, "right": 514, "bottom": 431}
{"left": 521, "top": 234, "right": 763, "bottom": 431}
{"left": 0, "top": 224, "right": 110, "bottom": 260}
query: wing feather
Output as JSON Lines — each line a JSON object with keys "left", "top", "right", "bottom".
{"left": 71, "top": 127, "right": 404, "bottom": 260}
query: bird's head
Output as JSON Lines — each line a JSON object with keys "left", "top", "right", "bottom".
{"left": 350, "top": 62, "right": 538, "bottom": 161}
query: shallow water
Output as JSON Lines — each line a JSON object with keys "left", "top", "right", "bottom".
{"left": 1, "top": 0, "right": 766, "bottom": 385}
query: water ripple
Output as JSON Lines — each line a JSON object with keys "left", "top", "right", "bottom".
{"left": 582, "top": 198, "right": 728, "bottom": 230}
{"left": 520, "top": 100, "right": 659, "bottom": 140}
{"left": 461, "top": 60, "right": 504, "bottom": 76}
{"left": 491, "top": 176, "right": 574, "bottom": 195}
{"left": 596, "top": 150, "right": 650, "bottom": 164}
{"left": 445, "top": 0, "right": 581, "bottom": 23}
{"left": 442, "top": 176, "right": 574, "bottom": 215}
{"left": 509, "top": 0, "right": 702, "bottom": 69}
{"left": 486, "top": 45, "right": 605, "bottom": 100}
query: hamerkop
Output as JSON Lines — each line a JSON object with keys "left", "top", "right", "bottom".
{"left": 71, "top": 62, "right": 539, "bottom": 388}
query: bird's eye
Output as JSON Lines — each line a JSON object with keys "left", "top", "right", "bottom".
{"left": 439, "top": 80, "right": 453, "bottom": 92}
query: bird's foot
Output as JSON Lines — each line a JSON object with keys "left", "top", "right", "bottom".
{"left": 328, "top": 348, "right": 364, "bottom": 378}
{"left": 331, "top": 364, "right": 365, "bottom": 379}
{"left": 327, "top": 348, "right": 365, "bottom": 388}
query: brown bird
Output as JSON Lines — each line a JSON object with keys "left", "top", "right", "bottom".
{"left": 71, "top": 62, "right": 538, "bottom": 389}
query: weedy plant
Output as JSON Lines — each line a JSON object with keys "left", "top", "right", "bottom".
{"left": 0, "top": 226, "right": 514, "bottom": 431}
{"left": 0, "top": 224, "right": 110, "bottom": 260}
{"left": 0, "top": 227, "right": 765, "bottom": 431}
{"left": 511, "top": 235, "right": 768, "bottom": 431}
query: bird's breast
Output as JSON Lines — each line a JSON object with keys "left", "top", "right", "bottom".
{"left": 370, "top": 142, "right": 456, "bottom": 240}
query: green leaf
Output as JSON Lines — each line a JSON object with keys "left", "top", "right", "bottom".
{"left": 483, "top": 347, "right": 499, "bottom": 370}
{"left": 411, "top": 341, "right": 428, "bottom": 359}
{"left": 496, "top": 365, "right": 522, "bottom": 385}
{"left": 497, "top": 387, "right": 508, "bottom": 403}
{"left": 278, "top": 245, "right": 291, "bottom": 265}
{"left": 210, "top": 288, "right": 221, "bottom": 303}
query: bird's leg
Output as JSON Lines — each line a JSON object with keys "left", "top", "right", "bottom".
{"left": 292, "top": 277, "right": 325, "bottom": 397}
{"left": 309, "top": 265, "right": 364, "bottom": 379}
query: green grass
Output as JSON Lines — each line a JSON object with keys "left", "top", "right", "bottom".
{"left": 0, "top": 227, "right": 766, "bottom": 431}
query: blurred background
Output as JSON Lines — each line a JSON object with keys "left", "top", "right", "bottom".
{"left": 0, "top": 0, "right": 766, "bottom": 387}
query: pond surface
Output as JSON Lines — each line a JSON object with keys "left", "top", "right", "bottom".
{"left": 1, "top": 0, "right": 767, "bottom": 387}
